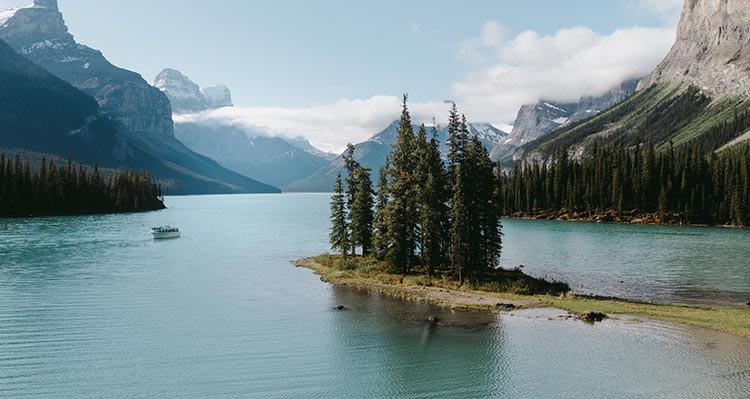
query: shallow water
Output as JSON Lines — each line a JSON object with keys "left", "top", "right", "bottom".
{"left": 0, "top": 193, "right": 748, "bottom": 398}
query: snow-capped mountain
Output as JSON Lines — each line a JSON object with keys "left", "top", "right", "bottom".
{"left": 285, "top": 120, "right": 510, "bottom": 192}
{"left": 285, "top": 136, "right": 338, "bottom": 160}
{"left": 490, "top": 79, "right": 639, "bottom": 163}
{"left": 0, "top": 0, "right": 278, "bottom": 194}
{"left": 153, "top": 68, "right": 234, "bottom": 114}
{"left": 202, "top": 84, "right": 233, "bottom": 109}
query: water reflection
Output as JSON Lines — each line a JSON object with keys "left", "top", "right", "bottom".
{"left": 328, "top": 286, "right": 510, "bottom": 398}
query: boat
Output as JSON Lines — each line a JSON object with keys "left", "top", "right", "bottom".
{"left": 151, "top": 225, "right": 181, "bottom": 239}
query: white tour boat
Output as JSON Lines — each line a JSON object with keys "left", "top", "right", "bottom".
{"left": 151, "top": 225, "right": 181, "bottom": 239}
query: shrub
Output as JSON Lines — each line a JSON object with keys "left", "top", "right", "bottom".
{"left": 333, "top": 258, "right": 359, "bottom": 271}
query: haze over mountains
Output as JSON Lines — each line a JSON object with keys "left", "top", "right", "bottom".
{"left": 153, "top": 68, "right": 335, "bottom": 187}
{"left": 0, "top": 0, "right": 278, "bottom": 194}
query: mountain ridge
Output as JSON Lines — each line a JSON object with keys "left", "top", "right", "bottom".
{"left": 285, "top": 120, "right": 509, "bottom": 192}
{"left": 0, "top": 0, "right": 277, "bottom": 194}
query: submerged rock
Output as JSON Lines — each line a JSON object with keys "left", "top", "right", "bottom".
{"left": 576, "top": 312, "right": 608, "bottom": 323}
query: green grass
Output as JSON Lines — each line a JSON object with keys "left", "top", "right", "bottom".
{"left": 540, "top": 295, "right": 750, "bottom": 338}
{"left": 298, "top": 254, "right": 750, "bottom": 338}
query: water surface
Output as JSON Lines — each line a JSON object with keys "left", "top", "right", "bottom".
{"left": 0, "top": 193, "right": 748, "bottom": 398}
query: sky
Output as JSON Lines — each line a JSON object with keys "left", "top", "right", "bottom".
{"left": 1, "top": 0, "right": 684, "bottom": 152}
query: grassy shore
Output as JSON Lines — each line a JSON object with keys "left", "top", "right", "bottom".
{"left": 296, "top": 255, "right": 750, "bottom": 339}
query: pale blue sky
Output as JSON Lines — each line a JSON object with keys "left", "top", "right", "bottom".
{"left": 1, "top": 0, "right": 683, "bottom": 151}
{"left": 2, "top": 0, "right": 676, "bottom": 107}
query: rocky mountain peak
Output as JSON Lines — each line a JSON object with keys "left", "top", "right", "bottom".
{"left": 0, "top": 0, "right": 71, "bottom": 44}
{"left": 0, "top": 1, "right": 174, "bottom": 137}
{"left": 154, "top": 68, "right": 207, "bottom": 114}
{"left": 202, "top": 85, "right": 233, "bottom": 108}
{"left": 638, "top": 0, "right": 750, "bottom": 96}
{"left": 34, "top": 0, "right": 58, "bottom": 11}
{"left": 154, "top": 68, "right": 233, "bottom": 114}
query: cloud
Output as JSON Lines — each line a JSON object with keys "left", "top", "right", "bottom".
{"left": 177, "top": 21, "right": 677, "bottom": 153}
{"left": 174, "top": 96, "right": 449, "bottom": 153}
{"left": 451, "top": 24, "right": 676, "bottom": 125}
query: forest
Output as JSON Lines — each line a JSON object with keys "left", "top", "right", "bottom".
{"left": 330, "top": 97, "right": 503, "bottom": 285}
{"left": 0, "top": 154, "right": 165, "bottom": 217}
{"left": 499, "top": 141, "right": 750, "bottom": 226}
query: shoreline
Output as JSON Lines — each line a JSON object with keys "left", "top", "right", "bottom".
{"left": 503, "top": 213, "right": 746, "bottom": 230}
{"left": 295, "top": 257, "right": 750, "bottom": 339}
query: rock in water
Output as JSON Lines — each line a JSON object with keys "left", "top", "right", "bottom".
{"left": 576, "top": 312, "right": 608, "bottom": 323}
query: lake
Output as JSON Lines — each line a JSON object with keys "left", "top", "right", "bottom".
{"left": 0, "top": 193, "right": 748, "bottom": 398}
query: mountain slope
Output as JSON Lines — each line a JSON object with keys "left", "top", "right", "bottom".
{"left": 0, "top": 37, "right": 119, "bottom": 161}
{"left": 285, "top": 121, "right": 509, "bottom": 192}
{"left": 491, "top": 79, "right": 638, "bottom": 164}
{"left": 0, "top": 38, "right": 279, "bottom": 194}
{"left": 519, "top": 0, "right": 750, "bottom": 161}
{"left": 174, "top": 122, "right": 330, "bottom": 187}
{"left": 0, "top": 0, "right": 275, "bottom": 194}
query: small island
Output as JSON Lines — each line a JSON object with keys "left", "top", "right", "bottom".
{"left": 0, "top": 154, "right": 166, "bottom": 217}
{"left": 301, "top": 99, "right": 750, "bottom": 340}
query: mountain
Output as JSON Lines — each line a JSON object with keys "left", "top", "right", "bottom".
{"left": 490, "top": 79, "right": 639, "bottom": 164}
{"left": 0, "top": 37, "right": 279, "bottom": 194}
{"left": 0, "top": 37, "right": 119, "bottom": 161}
{"left": 517, "top": 0, "right": 750, "bottom": 162}
{"left": 638, "top": 0, "right": 750, "bottom": 96}
{"left": 285, "top": 121, "right": 509, "bottom": 192}
{"left": 156, "top": 68, "right": 333, "bottom": 187}
{"left": 0, "top": 1, "right": 276, "bottom": 194}
{"left": 285, "top": 136, "right": 338, "bottom": 161}
{"left": 153, "top": 68, "right": 233, "bottom": 114}
{"left": 202, "top": 84, "right": 233, "bottom": 109}
{"left": 174, "top": 122, "right": 331, "bottom": 188}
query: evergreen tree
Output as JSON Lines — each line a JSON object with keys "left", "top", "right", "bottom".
{"left": 329, "top": 173, "right": 350, "bottom": 258}
{"left": 350, "top": 166, "right": 375, "bottom": 256}
{"left": 373, "top": 159, "right": 391, "bottom": 260}
{"left": 383, "top": 95, "right": 419, "bottom": 273}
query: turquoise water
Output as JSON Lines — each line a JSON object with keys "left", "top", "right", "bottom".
{"left": 0, "top": 193, "right": 748, "bottom": 398}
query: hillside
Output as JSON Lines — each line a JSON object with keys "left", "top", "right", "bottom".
{"left": 518, "top": 0, "right": 750, "bottom": 161}
{"left": 0, "top": 0, "right": 277, "bottom": 194}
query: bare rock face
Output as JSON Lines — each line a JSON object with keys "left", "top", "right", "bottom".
{"left": 490, "top": 79, "right": 638, "bottom": 163}
{"left": 154, "top": 69, "right": 233, "bottom": 114}
{"left": 638, "top": 0, "right": 750, "bottom": 96}
{"left": 154, "top": 69, "right": 208, "bottom": 114}
{"left": 202, "top": 84, "right": 233, "bottom": 109}
{"left": 0, "top": 0, "right": 174, "bottom": 136}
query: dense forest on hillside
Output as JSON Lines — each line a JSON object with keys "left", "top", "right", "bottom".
{"left": 0, "top": 154, "right": 165, "bottom": 217}
{"left": 499, "top": 142, "right": 750, "bottom": 226}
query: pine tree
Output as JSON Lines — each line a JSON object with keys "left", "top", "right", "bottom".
{"left": 417, "top": 125, "right": 450, "bottom": 279}
{"left": 350, "top": 166, "right": 375, "bottom": 256}
{"left": 383, "top": 94, "right": 418, "bottom": 273}
{"left": 373, "top": 159, "right": 390, "bottom": 260}
{"left": 329, "top": 173, "right": 350, "bottom": 258}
